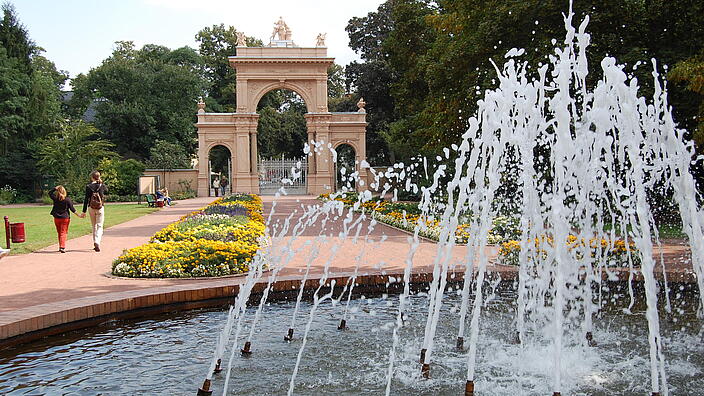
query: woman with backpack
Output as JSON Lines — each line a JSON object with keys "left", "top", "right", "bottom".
{"left": 49, "top": 185, "right": 85, "bottom": 253}
{"left": 82, "top": 171, "right": 108, "bottom": 252}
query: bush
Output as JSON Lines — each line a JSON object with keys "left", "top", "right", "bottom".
{"left": 37, "top": 120, "right": 117, "bottom": 196}
{"left": 99, "top": 158, "right": 146, "bottom": 196}
{"left": 0, "top": 185, "right": 18, "bottom": 205}
{"left": 108, "top": 194, "right": 140, "bottom": 202}
{"left": 171, "top": 190, "right": 196, "bottom": 200}
{"left": 39, "top": 192, "right": 53, "bottom": 205}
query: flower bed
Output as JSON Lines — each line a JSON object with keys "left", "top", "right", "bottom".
{"left": 112, "top": 194, "right": 266, "bottom": 278}
{"left": 319, "top": 193, "right": 520, "bottom": 245}
{"left": 498, "top": 235, "right": 640, "bottom": 267}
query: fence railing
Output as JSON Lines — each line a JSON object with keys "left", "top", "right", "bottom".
{"left": 258, "top": 157, "right": 307, "bottom": 195}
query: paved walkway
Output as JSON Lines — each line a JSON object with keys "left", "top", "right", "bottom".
{"left": 0, "top": 195, "right": 695, "bottom": 342}
{"left": 0, "top": 196, "right": 497, "bottom": 313}
{"left": 0, "top": 197, "right": 216, "bottom": 312}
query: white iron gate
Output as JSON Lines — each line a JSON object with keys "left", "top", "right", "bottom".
{"left": 258, "top": 157, "right": 307, "bottom": 195}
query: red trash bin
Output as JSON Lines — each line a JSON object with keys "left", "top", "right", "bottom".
{"left": 10, "top": 222, "right": 25, "bottom": 243}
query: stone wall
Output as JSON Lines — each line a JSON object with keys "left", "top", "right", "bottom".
{"left": 143, "top": 169, "right": 198, "bottom": 193}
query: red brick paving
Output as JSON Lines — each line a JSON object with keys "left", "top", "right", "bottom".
{"left": 0, "top": 195, "right": 696, "bottom": 342}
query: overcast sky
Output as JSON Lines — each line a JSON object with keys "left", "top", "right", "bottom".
{"left": 13, "top": 0, "right": 384, "bottom": 88}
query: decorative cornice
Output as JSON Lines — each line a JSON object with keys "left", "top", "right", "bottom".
{"left": 229, "top": 57, "right": 334, "bottom": 64}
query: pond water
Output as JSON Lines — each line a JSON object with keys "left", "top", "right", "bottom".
{"left": 0, "top": 288, "right": 701, "bottom": 395}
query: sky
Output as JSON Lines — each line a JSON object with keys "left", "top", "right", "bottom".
{"left": 13, "top": 0, "right": 385, "bottom": 88}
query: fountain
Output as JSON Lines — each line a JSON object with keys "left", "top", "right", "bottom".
{"left": 196, "top": 4, "right": 703, "bottom": 395}
{"left": 1, "top": 3, "right": 703, "bottom": 395}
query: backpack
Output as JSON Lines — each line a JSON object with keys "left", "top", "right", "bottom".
{"left": 89, "top": 184, "right": 103, "bottom": 209}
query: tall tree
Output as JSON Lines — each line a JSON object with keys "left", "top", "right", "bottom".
{"left": 669, "top": 49, "right": 704, "bottom": 150}
{"left": 195, "top": 24, "right": 261, "bottom": 112}
{"left": 70, "top": 42, "right": 205, "bottom": 159}
{"left": 0, "top": 3, "right": 65, "bottom": 195}
{"left": 327, "top": 64, "right": 346, "bottom": 99}
{"left": 346, "top": 0, "right": 704, "bottom": 164}
{"left": 345, "top": 1, "right": 396, "bottom": 164}
{"left": 0, "top": 2, "right": 33, "bottom": 73}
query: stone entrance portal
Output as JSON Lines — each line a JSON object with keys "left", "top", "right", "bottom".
{"left": 196, "top": 19, "right": 367, "bottom": 196}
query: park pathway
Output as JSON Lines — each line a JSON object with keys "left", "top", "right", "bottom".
{"left": 0, "top": 194, "right": 694, "bottom": 343}
{"left": 0, "top": 195, "right": 497, "bottom": 313}
{"left": 0, "top": 197, "right": 215, "bottom": 312}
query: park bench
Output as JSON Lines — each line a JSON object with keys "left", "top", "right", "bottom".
{"left": 144, "top": 194, "right": 156, "bottom": 207}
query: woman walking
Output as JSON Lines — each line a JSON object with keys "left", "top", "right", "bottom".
{"left": 212, "top": 177, "right": 220, "bottom": 197}
{"left": 49, "top": 185, "right": 84, "bottom": 253}
{"left": 82, "top": 171, "right": 108, "bottom": 252}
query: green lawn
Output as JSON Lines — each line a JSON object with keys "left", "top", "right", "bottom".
{"left": 1, "top": 204, "right": 159, "bottom": 255}
{"left": 603, "top": 222, "right": 687, "bottom": 240}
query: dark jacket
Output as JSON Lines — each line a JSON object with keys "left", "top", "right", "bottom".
{"left": 49, "top": 188, "right": 77, "bottom": 219}
{"left": 82, "top": 182, "right": 108, "bottom": 212}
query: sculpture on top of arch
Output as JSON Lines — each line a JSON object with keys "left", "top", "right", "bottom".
{"left": 270, "top": 17, "right": 292, "bottom": 42}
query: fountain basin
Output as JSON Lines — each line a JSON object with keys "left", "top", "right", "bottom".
{"left": 0, "top": 281, "right": 700, "bottom": 395}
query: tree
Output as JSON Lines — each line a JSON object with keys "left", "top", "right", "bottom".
{"left": 327, "top": 64, "right": 346, "bottom": 98}
{"left": 0, "top": 46, "right": 29, "bottom": 148}
{"left": 0, "top": 2, "right": 33, "bottom": 73}
{"left": 145, "top": 139, "right": 192, "bottom": 170}
{"left": 27, "top": 54, "right": 66, "bottom": 139}
{"left": 37, "top": 120, "right": 117, "bottom": 196}
{"left": 345, "top": 0, "right": 704, "bottom": 165}
{"left": 256, "top": 89, "right": 307, "bottom": 158}
{"left": 670, "top": 48, "right": 704, "bottom": 151}
{"left": 345, "top": 1, "right": 396, "bottom": 164}
{"left": 196, "top": 24, "right": 262, "bottom": 112}
{"left": 0, "top": 3, "right": 65, "bottom": 196}
{"left": 70, "top": 42, "right": 205, "bottom": 159}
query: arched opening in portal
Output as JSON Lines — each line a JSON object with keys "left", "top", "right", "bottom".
{"left": 256, "top": 88, "right": 308, "bottom": 194}
{"left": 335, "top": 143, "right": 356, "bottom": 191}
{"left": 208, "top": 145, "right": 231, "bottom": 197}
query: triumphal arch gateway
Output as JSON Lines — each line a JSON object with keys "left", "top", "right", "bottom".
{"left": 195, "top": 18, "right": 368, "bottom": 196}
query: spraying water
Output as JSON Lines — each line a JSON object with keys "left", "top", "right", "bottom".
{"left": 204, "top": 3, "right": 703, "bottom": 395}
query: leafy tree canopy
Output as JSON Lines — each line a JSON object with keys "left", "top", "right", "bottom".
{"left": 37, "top": 120, "right": 117, "bottom": 196}
{"left": 670, "top": 48, "right": 704, "bottom": 151}
{"left": 145, "top": 139, "right": 192, "bottom": 170}
{"left": 196, "top": 24, "right": 262, "bottom": 112}
{"left": 346, "top": 0, "right": 704, "bottom": 165}
{"left": 0, "top": 2, "right": 66, "bottom": 195}
{"left": 70, "top": 41, "right": 206, "bottom": 159}
{"left": 256, "top": 89, "right": 307, "bottom": 158}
